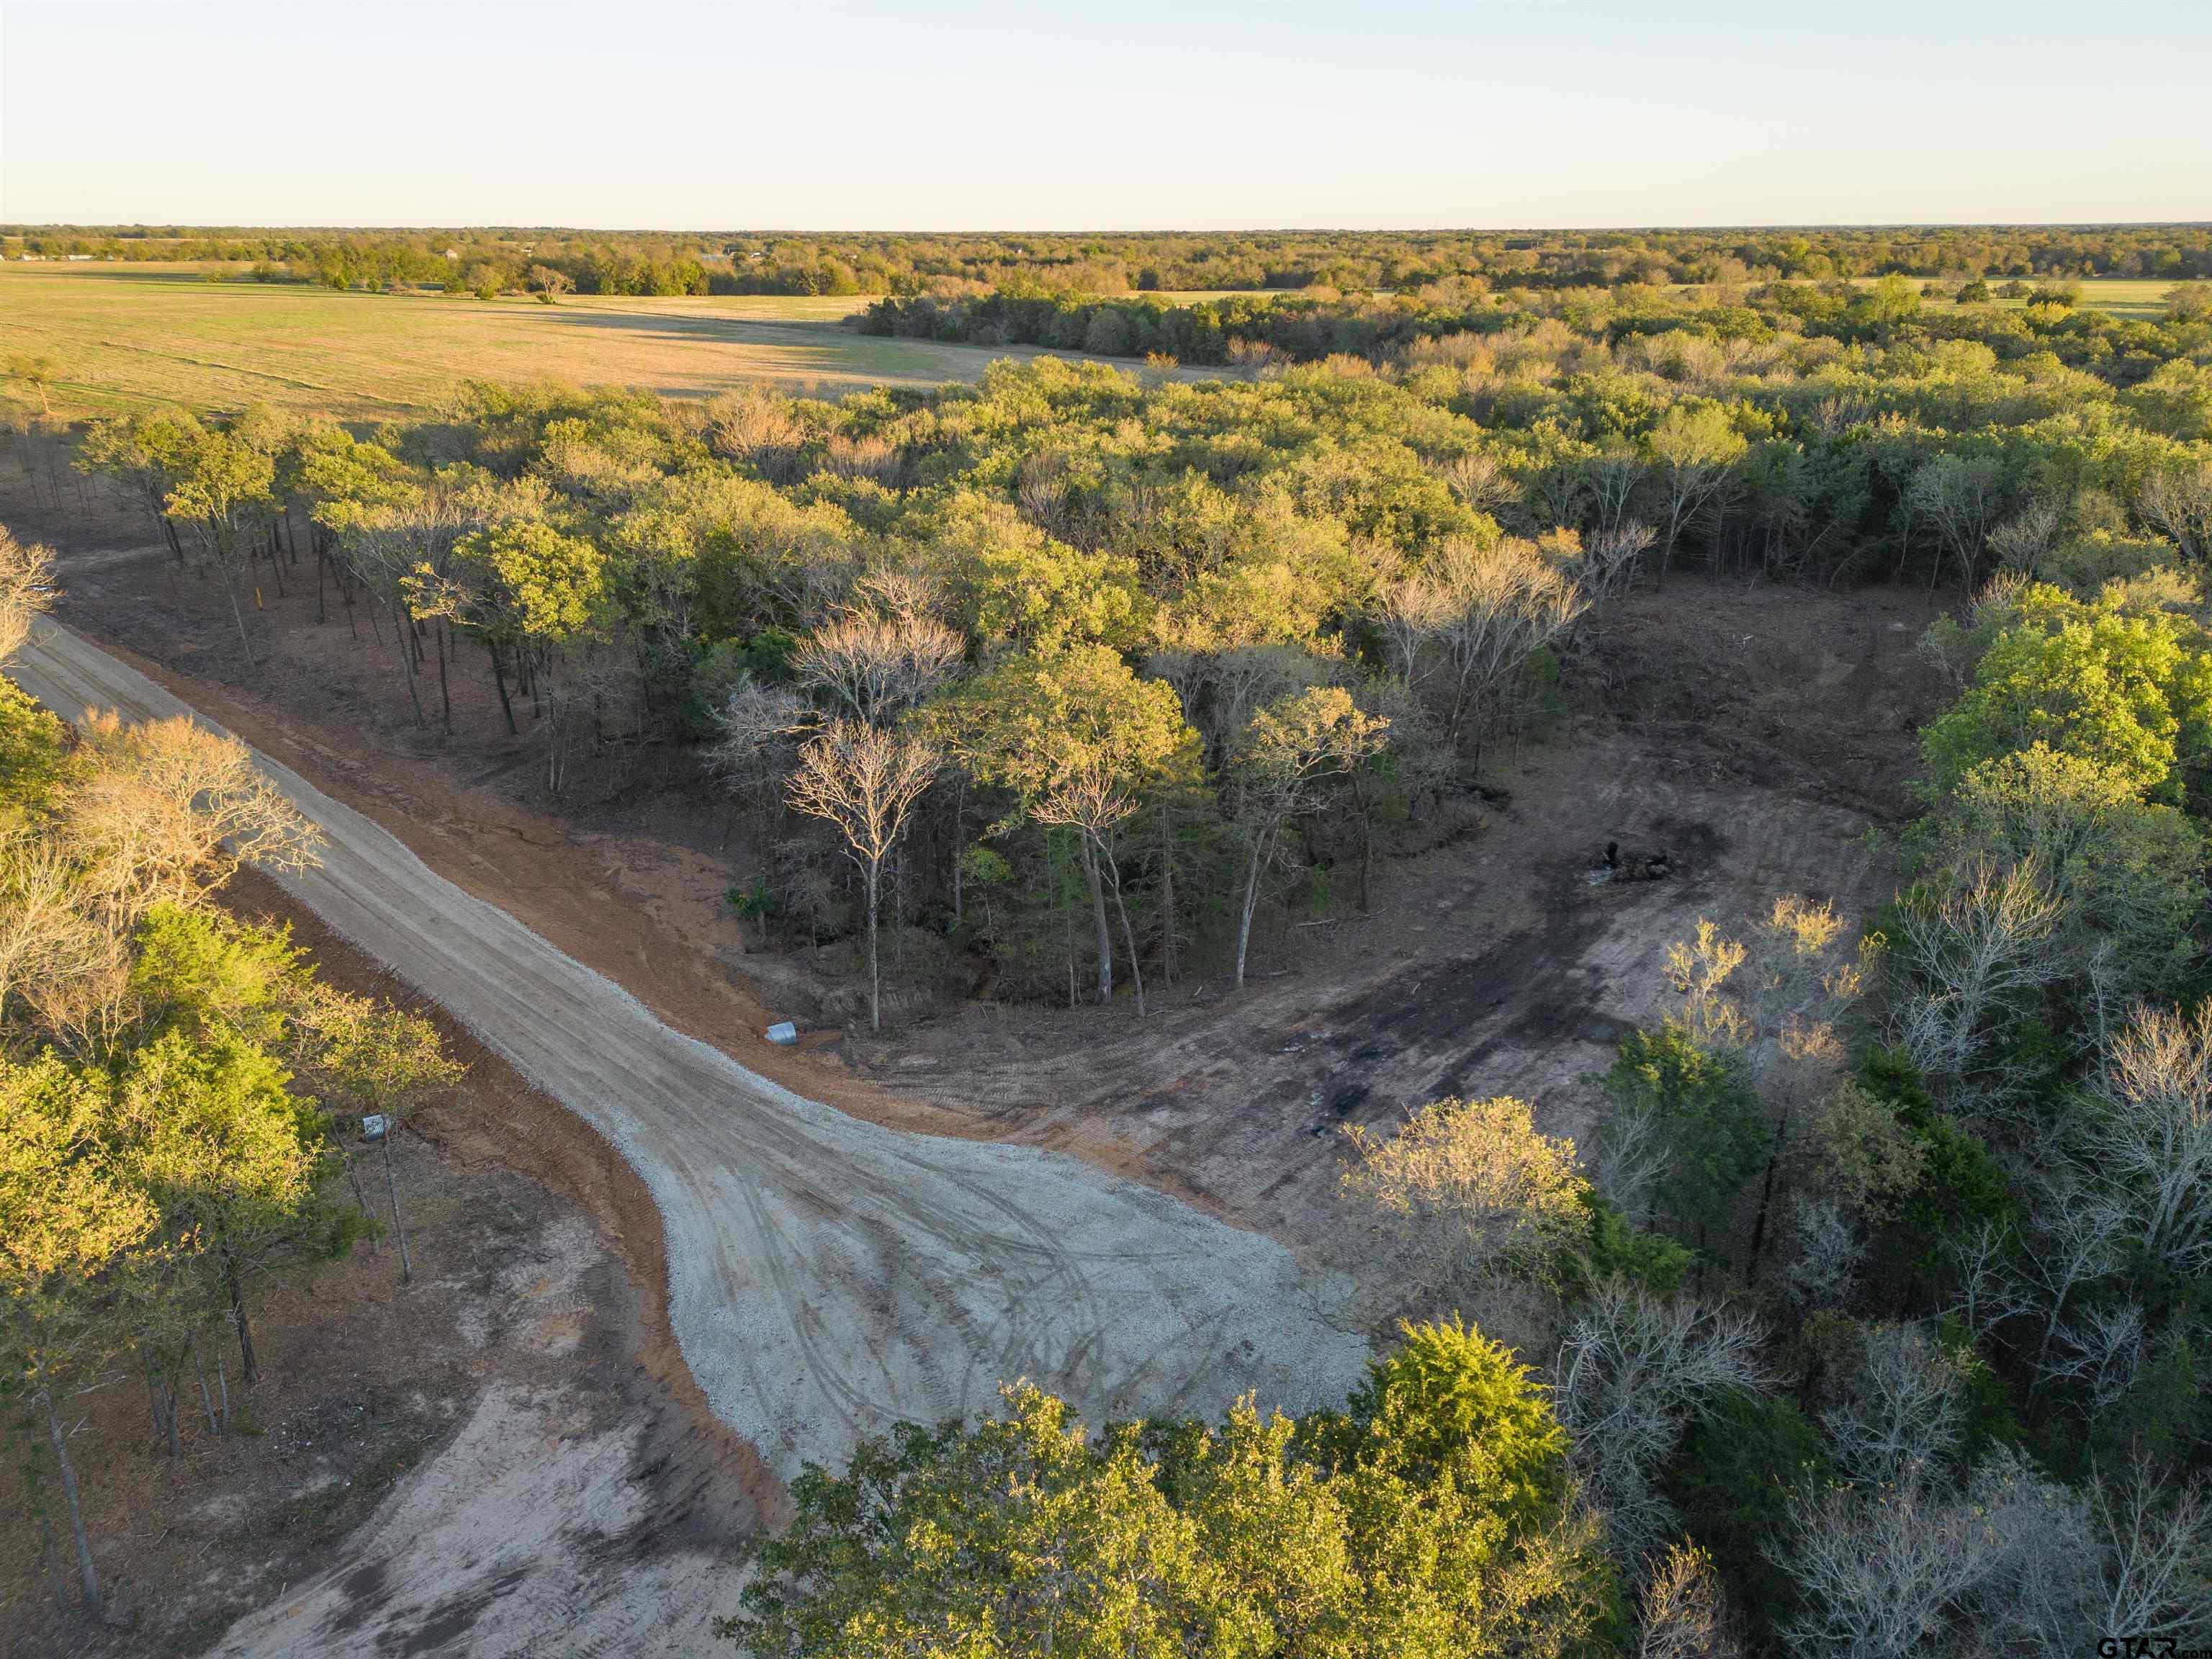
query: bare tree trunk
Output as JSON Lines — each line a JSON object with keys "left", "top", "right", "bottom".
{"left": 950, "top": 780, "right": 968, "bottom": 926}
{"left": 1745, "top": 1113, "right": 1789, "bottom": 1272}
{"left": 1064, "top": 865, "right": 1077, "bottom": 1010}
{"left": 1105, "top": 840, "right": 1145, "bottom": 1017}
{"left": 1157, "top": 807, "right": 1177, "bottom": 987}
{"left": 141, "top": 1351, "right": 181, "bottom": 1457}
{"left": 394, "top": 607, "right": 426, "bottom": 727}
{"left": 340, "top": 1147, "right": 380, "bottom": 1249}
{"left": 191, "top": 1331, "right": 221, "bottom": 1434}
{"left": 488, "top": 639, "right": 519, "bottom": 736}
{"left": 225, "top": 572, "right": 256, "bottom": 666}
{"left": 1235, "top": 821, "right": 1276, "bottom": 989}
{"left": 381, "top": 1134, "right": 413, "bottom": 1284}
{"left": 1079, "top": 838, "right": 1113, "bottom": 1004}
{"left": 434, "top": 623, "right": 452, "bottom": 734}
{"left": 40, "top": 1385, "right": 99, "bottom": 1613}
{"left": 140, "top": 1351, "right": 167, "bottom": 1449}
{"left": 863, "top": 855, "right": 883, "bottom": 1032}
{"left": 226, "top": 1259, "right": 258, "bottom": 1387}
{"left": 1359, "top": 805, "right": 1375, "bottom": 914}
{"left": 35, "top": 1491, "right": 67, "bottom": 1615}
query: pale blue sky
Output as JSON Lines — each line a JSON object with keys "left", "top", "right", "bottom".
{"left": 2, "top": 0, "right": 2207, "bottom": 228}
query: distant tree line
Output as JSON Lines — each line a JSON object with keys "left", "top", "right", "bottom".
{"left": 865, "top": 269, "right": 2212, "bottom": 373}
{"left": 8, "top": 223, "right": 2211, "bottom": 298}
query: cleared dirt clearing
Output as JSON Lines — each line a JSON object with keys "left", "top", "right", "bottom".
{"left": 9, "top": 618, "right": 1369, "bottom": 1479}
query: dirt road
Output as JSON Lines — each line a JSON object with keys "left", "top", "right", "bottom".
{"left": 12, "top": 619, "right": 1367, "bottom": 1477}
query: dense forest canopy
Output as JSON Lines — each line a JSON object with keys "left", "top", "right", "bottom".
{"left": 6, "top": 222, "right": 2211, "bottom": 298}
{"left": 59, "top": 264, "right": 2212, "bottom": 1012}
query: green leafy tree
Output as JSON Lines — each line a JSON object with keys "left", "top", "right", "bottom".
{"left": 1919, "top": 584, "right": 2212, "bottom": 801}
{"left": 1340, "top": 1095, "right": 1589, "bottom": 1291}
{"left": 1233, "top": 686, "right": 1388, "bottom": 987}
{"left": 162, "top": 425, "right": 277, "bottom": 662}
{"left": 1644, "top": 402, "right": 1746, "bottom": 583}
{"left": 286, "top": 988, "right": 460, "bottom": 1283}
{"left": 77, "top": 410, "right": 205, "bottom": 565}
{"left": 111, "top": 1028, "right": 318, "bottom": 1388}
{"left": 447, "top": 515, "right": 610, "bottom": 698}
{"left": 1911, "top": 742, "right": 2205, "bottom": 997}
{"left": 949, "top": 646, "right": 1197, "bottom": 1010}
{"left": 1601, "top": 1022, "right": 1764, "bottom": 1253}
{"left": 721, "top": 1320, "right": 1612, "bottom": 1658}
{"left": 0, "top": 1053, "right": 154, "bottom": 1612}
{"left": 4, "top": 353, "right": 58, "bottom": 415}
{"left": 940, "top": 493, "right": 1149, "bottom": 652}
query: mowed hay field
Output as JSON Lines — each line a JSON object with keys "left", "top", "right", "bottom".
{"left": 1995, "top": 276, "right": 2188, "bottom": 318}
{"left": 0, "top": 266, "right": 1143, "bottom": 419}
{"left": 1840, "top": 274, "right": 2185, "bottom": 318}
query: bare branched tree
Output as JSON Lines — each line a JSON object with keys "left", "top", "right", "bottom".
{"left": 703, "top": 386, "right": 808, "bottom": 481}
{"left": 1429, "top": 450, "right": 1521, "bottom": 519}
{"left": 1984, "top": 496, "right": 2062, "bottom": 572}
{"left": 1781, "top": 1195, "right": 1868, "bottom": 1312}
{"left": 62, "top": 713, "right": 320, "bottom": 929}
{"left": 2044, "top": 1300, "right": 2146, "bottom": 1416}
{"left": 1819, "top": 1322, "right": 1965, "bottom": 1486}
{"left": 1777, "top": 1449, "right": 2095, "bottom": 1659}
{"left": 2091, "top": 1462, "right": 2212, "bottom": 1644}
{"left": 791, "top": 592, "right": 963, "bottom": 727}
{"left": 1943, "top": 1218, "right": 2015, "bottom": 1344}
{"left": 1907, "top": 454, "right": 2007, "bottom": 588}
{"left": 2137, "top": 459, "right": 2212, "bottom": 563}
{"left": 1573, "top": 521, "right": 1658, "bottom": 606}
{"left": 1884, "top": 860, "right": 2065, "bottom": 1105}
{"left": 1636, "top": 1542, "right": 1741, "bottom": 1659}
{"left": 0, "top": 832, "right": 126, "bottom": 1051}
{"left": 536, "top": 646, "right": 644, "bottom": 797}
{"left": 0, "top": 522, "right": 55, "bottom": 661}
{"left": 1589, "top": 1094, "right": 1673, "bottom": 1223}
{"left": 786, "top": 719, "right": 938, "bottom": 1032}
{"left": 1999, "top": 1168, "right": 2126, "bottom": 1386}
{"left": 1378, "top": 536, "right": 1586, "bottom": 747}
{"left": 706, "top": 675, "right": 815, "bottom": 821}
{"left": 0, "top": 832, "right": 112, "bottom": 1019}
{"left": 1552, "top": 1280, "right": 1770, "bottom": 1560}
{"left": 1581, "top": 446, "right": 1644, "bottom": 540}
{"left": 2085, "top": 999, "right": 2212, "bottom": 1276}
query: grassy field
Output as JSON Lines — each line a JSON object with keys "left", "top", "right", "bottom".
{"left": 1835, "top": 274, "right": 2184, "bottom": 318}
{"left": 1992, "top": 276, "right": 2182, "bottom": 318}
{"left": 0, "top": 266, "right": 1213, "bottom": 421}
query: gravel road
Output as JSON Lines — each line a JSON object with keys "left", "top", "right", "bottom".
{"left": 12, "top": 619, "right": 1368, "bottom": 1474}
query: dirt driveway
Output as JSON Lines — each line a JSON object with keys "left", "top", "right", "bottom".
{"left": 11, "top": 619, "right": 1369, "bottom": 1480}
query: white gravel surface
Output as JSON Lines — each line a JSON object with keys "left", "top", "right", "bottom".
{"left": 13, "top": 620, "right": 1369, "bottom": 1475}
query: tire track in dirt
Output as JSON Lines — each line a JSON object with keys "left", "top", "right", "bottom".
{"left": 11, "top": 618, "right": 1369, "bottom": 1477}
